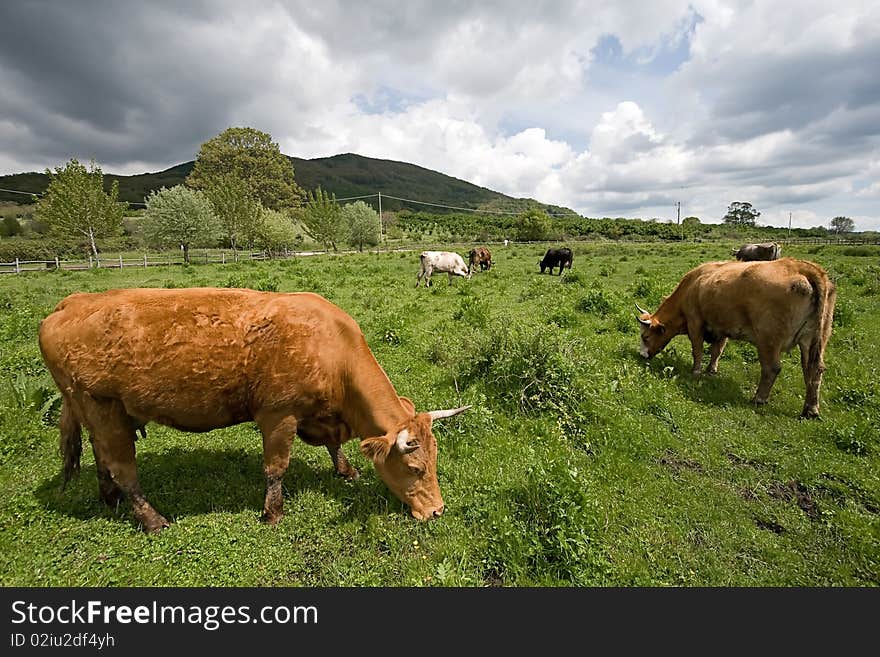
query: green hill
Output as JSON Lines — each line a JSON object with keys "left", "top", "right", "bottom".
{"left": 0, "top": 153, "right": 576, "bottom": 216}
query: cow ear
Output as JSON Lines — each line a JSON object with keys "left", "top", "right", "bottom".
{"left": 360, "top": 434, "right": 393, "bottom": 464}
{"left": 398, "top": 396, "right": 416, "bottom": 416}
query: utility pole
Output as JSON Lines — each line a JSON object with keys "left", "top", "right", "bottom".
{"left": 378, "top": 191, "right": 383, "bottom": 242}
{"left": 788, "top": 211, "right": 792, "bottom": 239}
{"left": 677, "top": 201, "right": 681, "bottom": 224}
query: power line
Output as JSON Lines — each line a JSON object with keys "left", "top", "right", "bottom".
{"left": 379, "top": 193, "right": 579, "bottom": 216}
{"left": 2, "top": 185, "right": 578, "bottom": 215}
{"left": 0, "top": 187, "right": 146, "bottom": 206}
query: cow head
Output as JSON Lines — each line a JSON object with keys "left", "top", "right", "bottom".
{"left": 360, "top": 400, "right": 470, "bottom": 520}
{"left": 635, "top": 303, "right": 673, "bottom": 359}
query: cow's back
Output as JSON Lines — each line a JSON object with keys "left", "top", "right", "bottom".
{"left": 39, "top": 288, "right": 357, "bottom": 431}
{"left": 684, "top": 259, "right": 828, "bottom": 345}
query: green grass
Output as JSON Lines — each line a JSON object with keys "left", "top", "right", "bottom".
{"left": 0, "top": 242, "right": 877, "bottom": 586}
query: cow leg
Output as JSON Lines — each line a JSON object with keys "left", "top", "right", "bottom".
{"left": 687, "top": 324, "right": 704, "bottom": 376}
{"left": 83, "top": 398, "right": 168, "bottom": 533}
{"left": 707, "top": 338, "right": 728, "bottom": 375}
{"left": 326, "top": 444, "right": 359, "bottom": 480}
{"left": 754, "top": 344, "right": 783, "bottom": 405}
{"left": 256, "top": 411, "right": 296, "bottom": 525}
{"left": 799, "top": 338, "right": 826, "bottom": 418}
{"left": 91, "top": 442, "right": 124, "bottom": 509}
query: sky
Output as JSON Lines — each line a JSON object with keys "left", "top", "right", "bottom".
{"left": 1, "top": 1, "right": 878, "bottom": 230}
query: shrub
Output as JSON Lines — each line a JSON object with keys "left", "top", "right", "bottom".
{"left": 576, "top": 286, "right": 615, "bottom": 316}
{"left": 481, "top": 460, "right": 611, "bottom": 585}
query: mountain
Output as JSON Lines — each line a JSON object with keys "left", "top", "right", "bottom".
{"left": 0, "top": 153, "right": 576, "bottom": 216}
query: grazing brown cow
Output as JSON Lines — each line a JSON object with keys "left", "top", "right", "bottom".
{"left": 733, "top": 242, "right": 781, "bottom": 261}
{"left": 468, "top": 247, "right": 493, "bottom": 272}
{"left": 38, "top": 288, "right": 470, "bottom": 532}
{"left": 635, "top": 258, "right": 836, "bottom": 417}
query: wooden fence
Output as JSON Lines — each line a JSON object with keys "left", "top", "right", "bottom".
{"left": 0, "top": 249, "right": 279, "bottom": 275}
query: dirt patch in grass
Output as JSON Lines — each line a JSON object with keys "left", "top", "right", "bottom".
{"left": 768, "top": 480, "right": 820, "bottom": 520}
{"left": 755, "top": 518, "right": 786, "bottom": 534}
{"left": 658, "top": 449, "right": 704, "bottom": 475}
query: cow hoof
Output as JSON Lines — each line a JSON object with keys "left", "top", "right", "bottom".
{"left": 342, "top": 468, "right": 360, "bottom": 481}
{"left": 800, "top": 407, "right": 820, "bottom": 419}
{"left": 261, "top": 512, "right": 283, "bottom": 525}
{"left": 752, "top": 396, "right": 768, "bottom": 406}
{"left": 691, "top": 370, "right": 702, "bottom": 378}
{"left": 705, "top": 368, "right": 720, "bottom": 376}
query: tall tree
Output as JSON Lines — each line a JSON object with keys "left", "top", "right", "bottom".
{"left": 722, "top": 201, "right": 760, "bottom": 226}
{"left": 342, "top": 201, "right": 380, "bottom": 251}
{"left": 36, "top": 158, "right": 126, "bottom": 263}
{"left": 143, "top": 185, "right": 219, "bottom": 263}
{"left": 186, "top": 127, "right": 304, "bottom": 210}
{"left": 301, "top": 187, "right": 346, "bottom": 251}
{"left": 830, "top": 216, "right": 855, "bottom": 234}
{"left": 203, "top": 175, "right": 263, "bottom": 252}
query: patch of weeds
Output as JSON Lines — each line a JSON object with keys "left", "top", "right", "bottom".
{"left": 453, "top": 295, "right": 490, "bottom": 328}
{"left": 830, "top": 422, "right": 878, "bottom": 456}
{"left": 832, "top": 299, "right": 853, "bottom": 328}
{"left": 480, "top": 460, "right": 611, "bottom": 585}
{"left": 560, "top": 270, "right": 586, "bottom": 286}
{"left": 576, "top": 286, "right": 614, "bottom": 316}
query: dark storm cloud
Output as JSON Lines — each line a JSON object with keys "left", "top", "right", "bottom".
{"left": 0, "top": 1, "right": 265, "bottom": 171}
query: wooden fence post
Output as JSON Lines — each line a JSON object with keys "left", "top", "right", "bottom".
{"left": 55, "top": 256, "right": 60, "bottom": 270}
{"left": 88, "top": 255, "right": 93, "bottom": 268}
{"left": 144, "top": 254, "right": 148, "bottom": 268}
{"left": 119, "top": 255, "right": 124, "bottom": 269}
{"left": 222, "top": 252, "right": 226, "bottom": 265}
{"left": 14, "top": 257, "right": 20, "bottom": 274}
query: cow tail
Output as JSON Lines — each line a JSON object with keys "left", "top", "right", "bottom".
{"left": 807, "top": 270, "right": 837, "bottom": 364}
{"left": 59, "top": 398, "right": 82, "bottom": 489}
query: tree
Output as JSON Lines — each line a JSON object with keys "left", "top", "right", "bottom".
{"left": 830, "top": 216, "right": 855, "bottom": 234}
{"left": 186, "top": 127, "right": 304, "bottom": 210}
{"left": 0, "top": 216, "right": 23, "bottom": 237}
{"left": 35, "top": 158, "right": 126, "bottom": 263}
{"left": 203, "top": 175, "right": 263, "bottom": 251}
{"left": 515, "top": 209, "right": 552, "bottom": 241}
{"left": 301, "top": 187, "right": 346, "bottom": 251}
{"left": 143, "top": 185, "right": 219, "bottom": 263}
{"left": 256, "top": 208, "right": 300, "bottom": 257}
{"left": 342, "top": 201, "right": 380, "bottom": 251}
{"left": 722, "top": 201, "right": 760, "bottom": 226}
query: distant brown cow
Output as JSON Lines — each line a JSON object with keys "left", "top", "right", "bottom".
{"left": 733, "top": 242, "right": 781, "bottom": 261}
{"left": 38, "top": 288, "right": 470, "bottom": 532}
{"left": 636, "top": 258, "right": 836, "bottom": 418}
{"left": 468, "top": 247, "right": 493, "bottom": 272}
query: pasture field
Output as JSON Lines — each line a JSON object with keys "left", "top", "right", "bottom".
{"left": 0, "top": 241, "right": 878, "bottom": 586}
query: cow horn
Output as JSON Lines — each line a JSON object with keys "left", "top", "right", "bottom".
{"left": 635, "top": 303, "right": 650, "bottom": 316}
{"left": 428, "top": 405, "right": 472, "bottom": 421}
{"left": 636, "top": 315, "right": 652, "bottom": 326}
{"left": 395, "top": 429, "right": 419, "bottom": 454}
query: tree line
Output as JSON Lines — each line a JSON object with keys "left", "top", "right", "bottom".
{"left": 0, "top": 126, "right": 868, "bottom": 262}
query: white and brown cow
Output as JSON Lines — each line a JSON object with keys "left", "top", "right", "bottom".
{"left": 416, "top": 250, "right": 471, "bottom": 287}
{"left": 636, "top": 258, "right": 836, "bottom": 418}
{"left": 38, "top": 288, "right": 469, "bottom": 532}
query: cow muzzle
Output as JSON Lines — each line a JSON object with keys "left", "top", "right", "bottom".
{"left": 412, "top": 503, "right": 445, "bottom": 520}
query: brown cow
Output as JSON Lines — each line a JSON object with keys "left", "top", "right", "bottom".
{"left": 468, "top": 247, "right": 493, "bottom": 272}
{"left": 635, "top": 258, "right": 836, "bottom": 418}
{"left": 38, "top": 288, "right": 470, "bottom": 532}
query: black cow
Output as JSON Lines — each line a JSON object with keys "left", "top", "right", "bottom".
{"left": 539, "top": 247, "right": 573, "bottom": 275}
